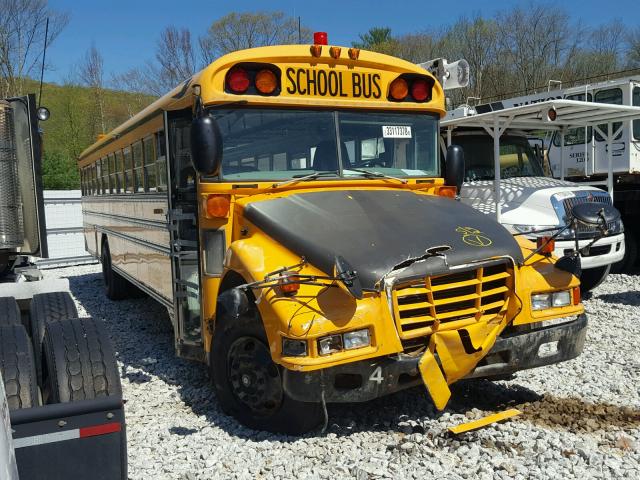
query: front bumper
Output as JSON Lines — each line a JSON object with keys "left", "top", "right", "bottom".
{"left": 553, "top": 234, "right": 624, "bottom": 269}
{"left": 282, "top": 314, "right": 587, "bottom": 403}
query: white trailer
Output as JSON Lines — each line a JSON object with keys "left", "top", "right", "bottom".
{"left": 441, "top": 100, "right": 640, "bottom": 289}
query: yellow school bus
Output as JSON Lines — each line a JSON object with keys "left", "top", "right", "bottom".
{"left": 78, "top": 36, "right": 586, "bottom": 434}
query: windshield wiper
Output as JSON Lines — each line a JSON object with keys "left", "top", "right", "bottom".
{"left": 344, "top": 168, "right": 407, "bottom": 184}
{"left": 272, "top": 171, "right": 339, "bottom": 188}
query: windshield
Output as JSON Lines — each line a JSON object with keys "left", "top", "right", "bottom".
{"left": 455, "top": 135, "right": 544, "bottom": 181}
{"left": 210, "top": 108, "right": 439, "bottom": 181}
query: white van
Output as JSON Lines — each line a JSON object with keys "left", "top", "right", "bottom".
{"left": 449, "top": 128, "right": 625, "bottom": 291}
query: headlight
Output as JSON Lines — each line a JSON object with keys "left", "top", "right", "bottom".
{"left": 531, "top": 290, "right": 572, "bottom": 311}
{"left": 343, "top": 329, "right": 370, "bottom": 350}
{"left": 282, "top": 338, "right": 307, "bottom": 357}
{"left": 318, "top": 328, "right": 371, "bottom": 355}
{"left": 318, "top": 334, "right": 343, "bottom": 355}
{"left": 511, "top": 224, "right": 561, "bottom": 237}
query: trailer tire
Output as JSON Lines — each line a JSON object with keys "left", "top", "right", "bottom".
{"left": 579, "top": 265, "right": 611, "bottom": 292}
{"left": 43, "top": 317, "right": 122, "bottom": 403}
{"left": 0, "top": 297, "right": 22, "bottom": 327}
{"left": 30, "top": 292, "right": 78, "bottom": 384}
{"left": 0, "top": 324, "right": 40, "bottom": 410}
{"left": 210, "top": 309, "right": 323, "bottom": 435}
{"left": 101, "top": 240, "right": 130, "bottom": 300}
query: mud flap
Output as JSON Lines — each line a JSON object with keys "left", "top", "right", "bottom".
{"left": 419, "top": 320, "right": 504, "bottom": 410}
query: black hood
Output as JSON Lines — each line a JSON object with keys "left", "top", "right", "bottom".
{"left": 244, "top": 190, "right": 523, "bottom": 290}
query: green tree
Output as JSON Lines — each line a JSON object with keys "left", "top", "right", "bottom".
{"left": 41, "top": 150, "right": 79, "bottom": 189}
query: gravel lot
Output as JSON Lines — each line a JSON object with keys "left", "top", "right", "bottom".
{"left": 45, "top": 264, "right": 640, "bottom": 479}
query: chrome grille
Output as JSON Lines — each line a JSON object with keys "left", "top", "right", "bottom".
{"left": 391, "top": 261, "right": 512, "bottom": 345}
{"left": 0, "top": 101, "right": 23, "bottom": 249}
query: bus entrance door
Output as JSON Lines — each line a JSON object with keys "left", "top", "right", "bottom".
{"left": 166, "top": 111, "right": 204, "bottom": 361}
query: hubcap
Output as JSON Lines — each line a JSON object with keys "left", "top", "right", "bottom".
{"left": 228, "top": 336, "right": 283, "bottom": 416}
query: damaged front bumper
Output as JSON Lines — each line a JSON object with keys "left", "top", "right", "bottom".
{"left": 282, "top": 314, "right": 587, "bottom": 403}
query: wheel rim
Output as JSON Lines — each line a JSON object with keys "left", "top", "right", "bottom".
{"left": 227, "top": 336, "right": 283, "bottom": 416}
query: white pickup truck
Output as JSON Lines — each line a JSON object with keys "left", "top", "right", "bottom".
{"left": 448, "top": 128, "right": 624, "bottom": 291}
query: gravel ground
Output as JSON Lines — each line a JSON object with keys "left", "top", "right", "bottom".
{"left": 44, "top": 264, "right": 640, "bottom": 479}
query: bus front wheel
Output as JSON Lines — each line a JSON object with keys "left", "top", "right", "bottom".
{"left": 210, "top": 309, "right": 323, "bottom": 435}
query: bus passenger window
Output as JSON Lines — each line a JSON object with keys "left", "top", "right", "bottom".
{"left": 123, "top": 147, "right": 134, "bottom": 193}
{"left": 115, "top": 151, "right": 124, "bottom": 193}
{"left": 156, "top": 131, "right": 167, "bottom": 191}
{"left": 133, "top": 141, "right": 144, "bottom": 192}
{"left": 109, "top": 153, "right": 119, "bottom": 193}
{"left": 143, "top": 136, "right": 156, "bottom": 192}
{"left": 595, "top": 88, "right": 623, "bottom": 141}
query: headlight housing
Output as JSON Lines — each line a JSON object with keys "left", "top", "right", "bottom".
{"left": 531, "top": 290, "right": 572, "bottom": 311}
{"left": 318, "top": 328, "right": 371, "bottom": 355}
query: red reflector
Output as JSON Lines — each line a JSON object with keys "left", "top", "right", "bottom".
{"left": 411, "top": 79, "right": 430, "bottom": 102}
{"left": 437, "top": 186, "right": 457, "bottom": 198}
{"left": 227, "top": 68, "right": 250, "bottom": 93}
{"left": 314, "top": 32, "right": 328, "bottom": 45}
{"left": 572, "top": 286, "right": 581, "bottom": 305}
{"left": 536, "top": 236, "right": 555, "bottom": 255}
{"left": 79, "top": 422, "right": 121, "bottom": 438}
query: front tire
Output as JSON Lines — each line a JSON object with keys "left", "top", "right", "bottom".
{"left": 210, "top": 309, "right": 323, "bottom": 435}
{"left": 579, "top": 265, "right": 611, "bottom": 292}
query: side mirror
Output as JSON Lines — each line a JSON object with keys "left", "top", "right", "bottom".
{"left": 445, "top": 144, "right": 465, "bottom": 192}
{"left": 571, "top": 203, "right": 620, "bottom": 228}
{"left": 190, "top": 115, "right": 222, "bottom": 176}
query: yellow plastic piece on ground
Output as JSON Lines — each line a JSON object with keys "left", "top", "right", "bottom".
{"left": 418, "top": 350, "right": 451, "bottom": 410}
{"left": 448, "top": 408, "right": 522, "bottom": 435}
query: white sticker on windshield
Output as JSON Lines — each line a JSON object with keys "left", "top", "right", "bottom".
{"left": 382, "top": 125, "right": 412, "bottom": 138}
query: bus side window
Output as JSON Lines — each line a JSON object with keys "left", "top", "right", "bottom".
{"left": 123, "top": 147, "right": 134, "bottom": 193}
{"left": 115, "top": 150, "right": 124, "bottom": 193}
{"left": 143, "top": 136, "right": 156, "bottom": 192}
{"left": 156, "top": 130, "right": 167, "bottom": 191}
{"left": 102, "top": 157, "right": 111, "bottom": 194}
{"left": 133, "top": 141, "right": 144, "bottom": 192}
{"left": 109, "top": 153, "right": 118, "bottom": 193}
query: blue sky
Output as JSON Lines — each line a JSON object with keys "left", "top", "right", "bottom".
{"left": 46, "top": 0, "right": 639, "bottom": 85}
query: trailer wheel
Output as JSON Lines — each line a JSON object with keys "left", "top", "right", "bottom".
{"left": 0, "top": 325, "right": 40, "bottom": 410}
{"left": 101, "top": 240, "right": 130, "bottom": 300}
{"left": 0, "top": 297, "right": 22, "bottom": 327}
{"left": 579, "top": 265, "right": 611, "bottom": 292}
{"left": 210, "top": 309, "right": 323, "bottom": 435}
{"left": 30, "top": 292, "right": 78, "bottom": 384}
{"left": 43, "top": 317, "right": 122, "bottom": 403}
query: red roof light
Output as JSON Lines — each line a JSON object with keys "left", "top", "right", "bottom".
{"left": 227, "top": 67, "right": 250, "bottom": 93}
{"left": 314, "top": 32, "right": 328, "bottom": 45}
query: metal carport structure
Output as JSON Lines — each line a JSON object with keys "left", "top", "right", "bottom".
{"left": 441, "top": 100, "right": 640, "bottom": 221}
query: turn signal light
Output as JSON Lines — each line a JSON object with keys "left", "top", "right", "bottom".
{"left": 572, "top": 286, "right": 580, "bottom": 305}
{"left": 205, "top": 194, "right": 230, "bottom": 218}
{"left": 436, "top": 186, "right": 457, "bottom": 198}
{"left": 278, "top": 271, "right": 301, "bottom": 296}
{"left": 389, "top": 78, "right": 409, "bottom": 101}
{"left": 255, "top": 69, "right": 277, "bottom": 94}
{"left": 536, "top": 236, "right": 556, "bottom": 255}
{"left": 411, "top": 78, "right": 430, "bottom": 102}
{"left": 226, "top": 68, "right": 250, "bottom": 93}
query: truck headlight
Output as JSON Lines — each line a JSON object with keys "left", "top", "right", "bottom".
{"left": 512, "top": 224, "right": 560, "bottom": 237}
{"left": 318, "top": 329, "right": 371, "bottom": 355}
{"left": 531, "top": 290, "right": 572, "bottom": 311}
